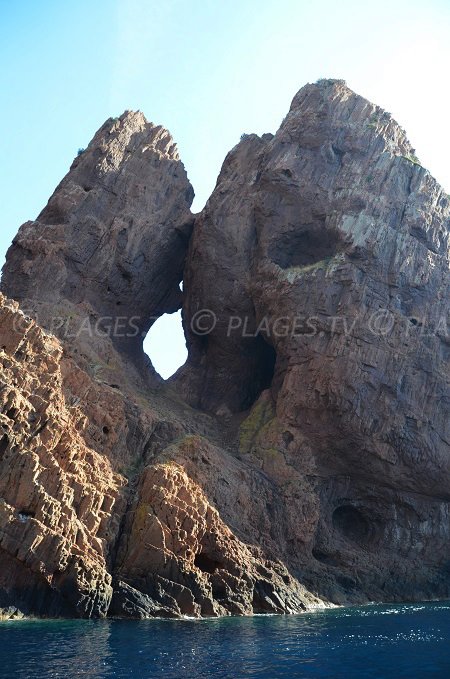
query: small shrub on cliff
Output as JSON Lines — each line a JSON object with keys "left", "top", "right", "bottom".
{"left": 315, "top": 78, "right": 346, "bottom": 86}
{"left": 401, "top": 153, "right": 422, "bottom": 167}
{"left": 77, "top": 148, "right": 85, "bottom": 156}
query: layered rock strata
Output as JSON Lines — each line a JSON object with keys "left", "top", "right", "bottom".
{"left": 1, "top": 80, "right": 449, "bottom": 618}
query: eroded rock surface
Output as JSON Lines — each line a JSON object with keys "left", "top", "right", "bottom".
{"left": 2, "top": 111, "right": 194, "bottom": 363}
{"left": 113, "top": 461, "right": 320, "bottom": 617}
{"left": 0, "top": 294, "right": 125, "bottom": 617}
{"left": 177, "top": 79, "right": 450, "bottom": 603}
{"left": 0, "top": 80, "right": 449, "bottom": 618}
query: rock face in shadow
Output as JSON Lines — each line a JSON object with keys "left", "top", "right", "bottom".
{"left": 0, "top": 81, "right": 449, "bottom": 618}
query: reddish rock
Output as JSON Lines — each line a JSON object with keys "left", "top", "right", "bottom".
{"left": 0, "top": 294, "right": 126, "bottom": 616}
{"left": 177, "top": 79, "right": 450, "bottom": 603}
{"left": 113, "top": 461, "right": 321, "bottom": 617}
{"left": 2, "top": 111, "right": 194, "bottom": 365}
{"left": 0, "top": 80, "right": 449, "bottom": 617}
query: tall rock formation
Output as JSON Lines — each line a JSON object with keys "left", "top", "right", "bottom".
{"left": 2, "top": 111, "right": 194, "bottom": 363}
{"left": 0, "top": 80, "right": 449, "bottom": 618}
{"left": 177, "top": 79, "right": 450, "bottom": 602}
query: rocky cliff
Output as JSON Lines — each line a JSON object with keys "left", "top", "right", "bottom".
{"left": 0, "top": 80, "right": 449, "bottom": 619}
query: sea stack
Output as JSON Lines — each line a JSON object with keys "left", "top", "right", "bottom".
{"left": 0, "top": 80, "right": 449, "bottom": 618}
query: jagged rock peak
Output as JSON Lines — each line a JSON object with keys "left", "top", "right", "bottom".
{"left": 73, "top": 110, "right": 182, "bottom": 171}
{"left": 285, "top": 79, "right": 414, "bottom": 158}
{"left": 1, "top": 108, "right": 194, "bottom": 363}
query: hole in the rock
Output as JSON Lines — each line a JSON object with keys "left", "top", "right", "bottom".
{"left": 241, "top": 335, "right": 276, "bottom": 411}
{"left": 282, "top": 430, "right": 294, "bottom": 446}
{"left": 6, "top": 407, "right": 18, "bottom": 420}
{"left": 102, "top": 426, "right": 110, "bottom": 435}
{"left": 18, "top": 510, "right": 35, "bottom": 522}
{"left": 194, "top": 552, "right": 223, "bottom": 574}
{"left": 0, "top": 434, "right": 9, "bottom": 458}
{"left": 269, "top": 223, "right": 344, "bottom": 269}
{"left": 332, "top": 505, "right": 370, "bottom": 544}
{"left": 144, "top": 310, "right": 187, "bottom": 379}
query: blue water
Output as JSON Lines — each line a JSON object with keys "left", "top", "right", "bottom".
{"left": 0, "top": 602, "right": 449, "bottom": 678}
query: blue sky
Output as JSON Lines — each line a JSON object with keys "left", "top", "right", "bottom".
{"left": 1, "top": 0, "right": 449, "bottom": 377}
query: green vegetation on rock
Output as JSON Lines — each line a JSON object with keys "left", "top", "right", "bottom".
{"left": 401, "top": 154, "right": 422, "bottom": 167}
{"left": 239, "top": 397, "right": 275, "bottom": 455}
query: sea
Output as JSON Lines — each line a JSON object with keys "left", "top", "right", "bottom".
{"left": 0, "top": 601, "right": 449, "bottom": 678}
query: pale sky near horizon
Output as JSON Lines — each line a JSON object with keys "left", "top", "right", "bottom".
{"left": 1, "top": 0, "right": 449, "bottom": 377}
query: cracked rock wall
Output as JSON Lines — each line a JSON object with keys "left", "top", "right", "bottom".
{"left": 0, "top": 80, "right": 449, "bottom": 617}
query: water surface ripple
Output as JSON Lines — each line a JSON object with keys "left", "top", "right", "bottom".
{"left": 1, "top": 601, "right": 449, "bottom": 678}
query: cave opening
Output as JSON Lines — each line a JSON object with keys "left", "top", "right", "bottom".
{"left": 18, "top": 510, "right": 35, "bottom": 522}
{"left": 332, "top": 504, "right": 371, "bottom": 544}
{"left": 144, "top": 310, "right": 187, "bottom": 379}
{"left": 269, "top": 223, "right": 344, "bottom": 269}
{"left": 5, "top": 407, "right": 18, "bottom": 421}
{"left": 194, "top": 552, "right": 223, "bottom": 574}
{"left": 240, "top": 335, "right": 277, "bottom": 411}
